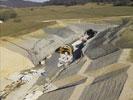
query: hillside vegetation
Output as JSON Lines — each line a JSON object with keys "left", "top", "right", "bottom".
{"left": 0, "top": 3, "right": 133, "bottom": 37}
{"left": 46, "top": 0, "right": 133, "bottom": 6}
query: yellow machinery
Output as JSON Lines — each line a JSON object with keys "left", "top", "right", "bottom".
{"left": 55, "top": 44, "right": 73, "bottom": 55}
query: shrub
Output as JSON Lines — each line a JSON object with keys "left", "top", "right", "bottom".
{"left": 0, "top": 9, "right": 17, "bottom": 21}
{"left": 30, "top": 8, "right": 34, "bottom": 11}
{"left": 128, "top": 2, "right": 133, "bottom": 6}
{"left": 113, "top": 1, "right": 130, "bottom": 6}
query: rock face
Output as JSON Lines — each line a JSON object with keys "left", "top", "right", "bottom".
{"left": 119, "top": 64, "right": 133, "bottom": 100}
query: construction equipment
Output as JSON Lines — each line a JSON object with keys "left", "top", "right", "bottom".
{"left": 55, "top": 29, "right": 98, "bottom": 56}
{"left": 55, "top": 44, "right": 74, "bottom": 55}
{"left": 58, "top": 52, "right": 73, "bottom": 67}
{"left": 56, "top": 29, "right": 98, "bottom": 68}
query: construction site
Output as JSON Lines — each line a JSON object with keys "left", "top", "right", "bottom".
{"left": 0, "top": 18, "right": 133, "bottom": 100}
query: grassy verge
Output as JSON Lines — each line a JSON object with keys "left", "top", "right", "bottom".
{"left": 130, "top": 50, "right": 133, "bottom": 62}
{"left": 116, "top": 21, "right": 133, "bottom": 48}
{"left": 1, "top": 20, "right": 56, "bottom": 37}
{"left": 116, "top": 19, "right": 133, "bottom": 62}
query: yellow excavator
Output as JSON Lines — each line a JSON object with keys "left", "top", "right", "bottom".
{"left": 55, "top": 29, "right": 97, "bottom": 56}
{"left": 55, "top": 44, "right": 74, "bottom": 55}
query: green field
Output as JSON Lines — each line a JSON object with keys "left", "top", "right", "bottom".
{"left": 1, "top": 3, "right": 133, "bottom": 37}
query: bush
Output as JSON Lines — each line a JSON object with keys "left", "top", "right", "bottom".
{"left": 0, "top": 9, "right": 17, "bottom": 21}
{"left": 113, "top": 1, "right": 130, "bottom": 6}
{"left": 30, "top": 8, "right": 34, "bottom": 11}
{"left": 128, "top": 2, "right": 133, "bottom": 6}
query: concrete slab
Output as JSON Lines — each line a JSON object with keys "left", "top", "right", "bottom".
{"left": 53, "top": 75, "right": 87, "bottom": 89}
{"left": 86, "top": 63, "right": 130, "bottom": 78}
{"left": 38, "top": 86, "right": 75, "bottom": 100}
{"left": 119, "top": 63, "right": 133, "bottom": 100}
{"left": 79, "top": 72, "right": 127, "bottom": 100}
{"left": 69, "top": 57, "right": 92, "bottom": 100}
{"left": 84, "top": 22, "right": 127, "bottom": 60}
{"left": 85, "top": 50, "right": 122, "bottom": 71}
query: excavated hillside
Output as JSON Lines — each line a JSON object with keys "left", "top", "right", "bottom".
{"left": 0, "top": 20, "right": 132, "bottom": 100}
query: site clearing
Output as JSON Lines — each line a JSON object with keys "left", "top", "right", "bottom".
{"left": 0, "top": 3, "right": 133, "bottom": 100}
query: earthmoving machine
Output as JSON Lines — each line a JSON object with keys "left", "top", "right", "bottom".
{"left": 55, "top": 29, "right": 97, "bottom": 67}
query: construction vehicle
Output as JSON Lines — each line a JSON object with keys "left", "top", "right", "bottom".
{"left": 55, "top": 29, "right": 97, "bottom": 67}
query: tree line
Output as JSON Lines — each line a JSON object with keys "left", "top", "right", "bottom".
{"left": 43, "top": 0, "right": 133, "bottom": 6}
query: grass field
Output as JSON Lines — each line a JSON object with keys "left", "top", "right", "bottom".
{"left": 1, "top": 3, "right": 133, "bottom": 37}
